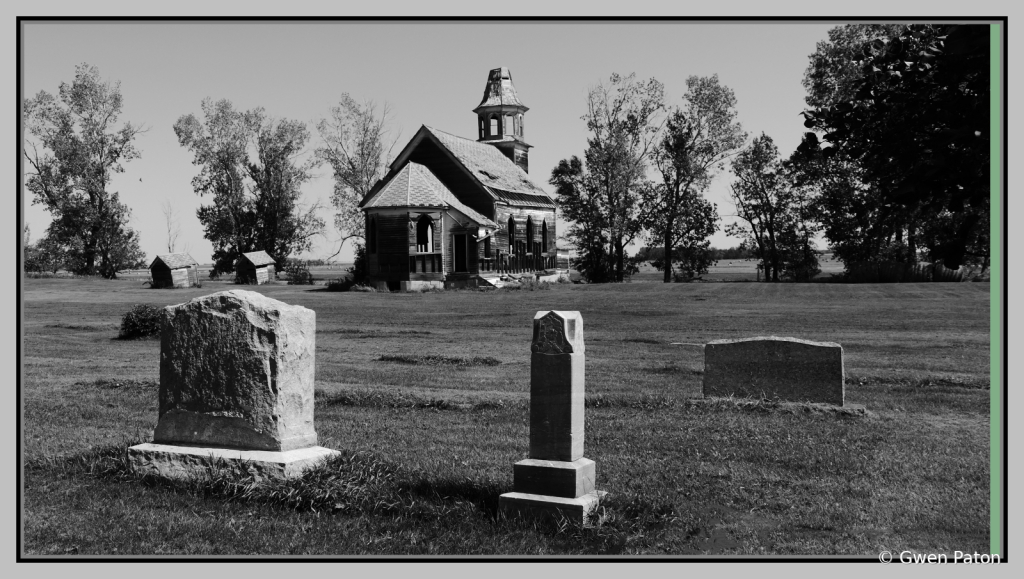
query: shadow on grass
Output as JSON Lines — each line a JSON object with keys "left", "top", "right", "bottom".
{"left": 27, "top": 442, "right": 703, "bottom": 555}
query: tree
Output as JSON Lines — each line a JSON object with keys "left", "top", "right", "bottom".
{"left": 550, "top": 73, "right": 664, "bottom": 283}
{"left": 315, "top": 95, "right": 398, "bottom": 259}
{"left": 161, "top": 198, "right": 183, "bottom": 254}
{"left": 799, "top": 24, "right": 990, "bottom": 270}
{"left": 23, "top": 63, "right": 147, "bottom": 277}
{"left": 727, "top": 134, "right": 820, "bottom": 282}
{"left": 644, "top": 75, "right": 746, "bottom": 282}
{"left": 174, "top": 99, "right": 324, "bottom": 275}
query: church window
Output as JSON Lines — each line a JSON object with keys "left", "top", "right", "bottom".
{"left": 416, "top": 215, "right": 434, "bottom": 253}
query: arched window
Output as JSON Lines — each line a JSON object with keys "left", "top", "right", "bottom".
{"left": 507, "top": 216, "right": 516, "bottom": 254}
{"left": 541, "top": 220, "right": 548, "bottom": 253}
{"left": 416, "top": 215, "right": 434, "bottom": 253}
{"left": 525, "top": 217, "right": 534, "bottom": 254}
{"left": 489, "top": 115, "right": 498, "bottom": 137}
{"left": 368, "top": 216, "right": 377, "bottom": 254}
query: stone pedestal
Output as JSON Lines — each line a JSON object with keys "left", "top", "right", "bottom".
{"left": 128, "top": 290, "right": 337, "bottom": 481}
{"left": 499, "top": 311, "right": 606, "bottom": 524}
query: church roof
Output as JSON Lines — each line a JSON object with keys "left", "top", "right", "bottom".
{"left": 363, "top": 162, "right": 497, "bottom": 227}
{"left": 151, "top": 253, "right": 198, "bottom": 270}
{"left": 423, "top": 127, "right": 555, "bottom": 207}
{"left": 473, "top": 67, "right": 528, "bottom": 111}
{"left": 238, "top": 250, "right": 276, "bottom": 267}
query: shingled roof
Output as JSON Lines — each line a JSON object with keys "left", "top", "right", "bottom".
{"left": 151, "top": 253, "right": 198, "bottom": 270}
{"left": 473, "top": 67, "right": 528, "bottom": 111}
{"left": 239, "top": 250, "right": 276, "bottom": 267}
{"left": 423, "top": 127, "right": 555, "bottom": 207}
{"left": 363, "top": 162, "right": 497, "bottom": 227}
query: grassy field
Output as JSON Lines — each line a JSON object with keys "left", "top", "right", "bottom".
{"left": 21, "top": 277, "right": 991, "bottom": 556}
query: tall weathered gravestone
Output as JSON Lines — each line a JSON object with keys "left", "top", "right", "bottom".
{"left": 703, "top": 336, "right": 845, "bottom": 406}
{"left": 128, "top": 290, "right": 337, "bottom": 480}
{"left": 499, "top": 311, "right": 606, "bottom": 523}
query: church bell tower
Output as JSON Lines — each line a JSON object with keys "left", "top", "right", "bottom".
{"left": 473, "top": 67, "right": 532, "bottom": 173}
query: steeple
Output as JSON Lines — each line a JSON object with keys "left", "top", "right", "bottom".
{"left": 473, "top": 67, "right": 532, "bottom": 173}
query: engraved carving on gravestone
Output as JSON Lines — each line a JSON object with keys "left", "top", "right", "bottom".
{"left": 531, "top": 310, "right": 584, "bottom": 355}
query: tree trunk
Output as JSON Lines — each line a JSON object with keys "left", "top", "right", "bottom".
{"left": 663, "top": 218, "right": 674, "bottom": 283}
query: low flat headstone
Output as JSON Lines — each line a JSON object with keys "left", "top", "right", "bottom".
{"left": 129, "top": 290, "right": 336, "bottom": 480}
{"left": 499, "top": 311, "right": 606, "bottom": 524}
{"left": 703, "top": 336, "right": 844, "bottom": 406}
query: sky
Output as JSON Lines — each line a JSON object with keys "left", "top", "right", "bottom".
{"left": 13, "top": 19, "right": 920, "bottom": 264}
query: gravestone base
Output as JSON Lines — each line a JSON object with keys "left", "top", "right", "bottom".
{"left": 499, "top": 490, "right": 607, "bottom": 525}
{"left": 513, "top": 458, "right": 596, "bottom": 498}
{"left": 127, "top": 442, "right": 338, "bottom": 482}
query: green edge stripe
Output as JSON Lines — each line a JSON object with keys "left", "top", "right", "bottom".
{"left": 989, "top": 22, "right": 1002, "bottom": 558}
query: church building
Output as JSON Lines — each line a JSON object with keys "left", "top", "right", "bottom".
{"left": 359, "top": 67, "right": 559, "bottom": 290}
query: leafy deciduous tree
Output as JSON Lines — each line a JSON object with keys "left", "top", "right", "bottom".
{"left": 727, "top": 134, "right": 820, "bottom": 282}
{"left": 314, "top": 94, "right": 398, "bottom": 260}
{"left": 644, "top": 75, "right": 746, "bottom": 282}
{"left": 550, "top": 73, "right": 665, "bottom": 283}
{"left": 799, "top": 24, "right": 989, "bottom": 271}
{"left": 23, "top": 63, "right": 147, "bottom": 278}
{"left": 174, "top": 99, "right": 324, "bottom": 275}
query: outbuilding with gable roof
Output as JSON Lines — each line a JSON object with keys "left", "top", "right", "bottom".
{"left": 150, "top": 253, "right": 200, "bottom": 288}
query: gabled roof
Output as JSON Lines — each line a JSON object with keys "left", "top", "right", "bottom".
{"left": 473, "top": 67, "right": 528, "bottom": 112}
{"left": 363, "top": 162, "right": 497, "bottom": 227}
{"left": 151, "top": 253, "right": 198, "bottom": 270}
{"left": 239, "top": 250, "right": 276, "bottom": 267}
{"left": 423, "top": 127, "right": 555, "bottom": 207}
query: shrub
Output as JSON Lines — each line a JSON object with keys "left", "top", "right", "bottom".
{"left": 504, "top": 277, "right": 552, "bottom": 291}
{"left": 284, "top": 261, "right": 315, "bottom": 285}
{"left": 118, "top": 304, "right": 163, "bottom": 339}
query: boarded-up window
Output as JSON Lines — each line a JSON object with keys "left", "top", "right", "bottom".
{"left": 526, "top": 217, "right": 534, "bottom": 252}
{"left": 542, "top": 220, "right": 548, "bottom": 252}
{"left": 508, "top": 216, "right": 516, "bottom": 254}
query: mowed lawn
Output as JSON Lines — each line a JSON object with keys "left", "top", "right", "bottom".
{"left": 21, "top": 277, "right": 992, "bottom": 556}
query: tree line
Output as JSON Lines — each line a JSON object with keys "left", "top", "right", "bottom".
{"left": 552, "top": 23, "right": 990, "bottom": 283}
{"left": 26, "top": 25, "right": 989, "bottom": 283}
{"left": 23, "top": 64, "right": 393, "bottom": 279}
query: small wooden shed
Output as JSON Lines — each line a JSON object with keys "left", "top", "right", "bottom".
{"left": 150, "top": 253, "right": 200, "bottom": 288}
{"left": 235, "top": 250, "right": 277, "bottom": 285}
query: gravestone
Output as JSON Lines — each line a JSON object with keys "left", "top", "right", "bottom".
{"left": 128, "top": 290, "right": 337, "bottom": 480}
{"left": 703, "top": 336, "right": 845, "bottom": 405}
{"left": 499, "top": 311, "right": 606, "bottom": 524}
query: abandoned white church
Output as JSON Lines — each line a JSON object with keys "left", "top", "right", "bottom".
{"left": 359, "top": 67, "right": 561, "bottom": 290}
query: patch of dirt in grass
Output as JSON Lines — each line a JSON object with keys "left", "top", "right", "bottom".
{"left": 75, "top": 378, "right": 157, "bottom": 391}
{"left": 46, "top": 323, "right": 118, "bottom": 332}
{"left": 687, "top": 397, "right": 873, "bottom": 418}
{"left": 377, "top": 355, "right": 501, "bottom": 367}
{"left": 319, "top": 328, "right": 433, "bottom": 337}
{"left": 643, "top": 364, "right": 702, "bottom": 375}
{"left": 314, "top": 388, "right": 524, "bottom": 412}
{"left": 850, "top": 374, "right": 989, "bottom": 390}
